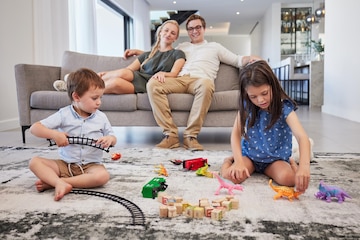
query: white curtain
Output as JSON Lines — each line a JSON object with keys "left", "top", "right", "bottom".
{"left": 68, "top": 0, "right": 97, "bottom": 54}
{"left": 33, "top": 0, "right": 70, "bottom": 65}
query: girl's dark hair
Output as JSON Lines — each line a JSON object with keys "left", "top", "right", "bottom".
{"left": 238, "top": 60, "right": 297, "bottom": 137}
{"left": 66, "top": 68, "right": 105, "bottom": 101}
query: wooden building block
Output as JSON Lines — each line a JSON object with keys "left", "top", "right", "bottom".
{"left": 211, "top": 209, "right": 223, "bottom": 220}
{"left": 221, "top": 200, "right": 232, "bottom": 211}
{"left": 159, "top": 205, "right": 168, "bottom": 218}
{"left": 174, "top": 203, "right": 183, "bottom": 214}
{"left": 168, "top": 206, "right": 177, "bottom": 218}
{"left": 230, "top": 198, "right": 239, "bottom": 209}
{"left": 185, "top": 206, "right": 194, "bottom": 218}
{"left": 175, "top": 196, "right": 183, "bottom": 203}
{"left": 204, "top": 206, "right": 214, "bottom": 217}
{"left": 193, "top": 207, "right": 204, "bottom": 219}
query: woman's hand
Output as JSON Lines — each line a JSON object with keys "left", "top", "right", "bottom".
{"left": 151, "top": 72, "right": 166, "bottom": 83}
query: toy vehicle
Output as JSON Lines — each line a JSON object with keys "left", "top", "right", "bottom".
{"left": 142, "top": 177, "right": 168, "bottom": 199}
{"left": 183, "top": 157, "right": 208, "bottom": 171}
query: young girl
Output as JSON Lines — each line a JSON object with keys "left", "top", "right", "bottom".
{"left": 220, "top": 60, "right": 311, "bottom": 193}
{"left": 97, "top": 19, "right": 185, "bottom": 94}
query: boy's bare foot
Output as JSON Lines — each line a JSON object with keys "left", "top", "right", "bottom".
{"left": 54, "top": 180, "right": 73, "bottom": 201}
{"left": 35, "top": 179, "right": 52, "bottom": 192}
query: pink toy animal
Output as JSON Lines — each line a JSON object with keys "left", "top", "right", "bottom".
{"left": 212, "top": 172, "right": 243, "bottom": 195}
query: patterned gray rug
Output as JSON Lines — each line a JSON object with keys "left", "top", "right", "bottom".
{"left": 0, "top": 146, "right": 359, "bottom": 239}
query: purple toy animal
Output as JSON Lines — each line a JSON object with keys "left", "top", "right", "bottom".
{"left": 315, "top": 181, "right": 351, "bottom": 203}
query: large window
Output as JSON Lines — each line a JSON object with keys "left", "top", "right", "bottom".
{"left": 68, "top": 0, "right": 133, "bottom": 56}
{"left": 98, "top": 0, "right": 133, "bottom": 55}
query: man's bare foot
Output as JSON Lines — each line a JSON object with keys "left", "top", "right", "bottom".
{"left": 35, "top": 179, "right": 52, "bottom": 192}
{"left": 290, "top": 158, "right": 298, "bottom": 172}
{"left": 54, "top": 180, "right": 73, "bottom": 201}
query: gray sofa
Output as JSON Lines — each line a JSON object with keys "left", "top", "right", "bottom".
{"left": 15, "top": 51, "right": 240, "bottom": 143}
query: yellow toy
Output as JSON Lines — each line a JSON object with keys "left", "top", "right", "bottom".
{"left": 196, "top": 164, "right": 213, "bottom": 178}
{"left": 155, "top": 164, "right": 169, "bottom": 177}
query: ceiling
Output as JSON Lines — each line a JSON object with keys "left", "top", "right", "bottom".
{"left": 146, "top": 0, "right": 312, "bottom": 35}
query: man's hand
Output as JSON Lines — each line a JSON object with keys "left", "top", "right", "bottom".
{"left": 123, "top": 49, "right": 143, "bottom": 59}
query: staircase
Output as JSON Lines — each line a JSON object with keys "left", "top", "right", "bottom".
{"left": 151, "top": 10, "right": 198, "bottom": 45}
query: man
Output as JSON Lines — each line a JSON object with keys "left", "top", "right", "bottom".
{"left": 125, "top": 14, "right": 258, "bottom": 151}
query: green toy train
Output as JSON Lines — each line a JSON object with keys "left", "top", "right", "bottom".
{"left": 142, "top": 177, "right": 168, "bottom": 199}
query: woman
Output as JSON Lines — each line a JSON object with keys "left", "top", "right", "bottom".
{"left": 54, "top": 20, "right": 185, "bottom": 94}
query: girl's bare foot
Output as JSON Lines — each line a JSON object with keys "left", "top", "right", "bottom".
{"left": 54, "top": 180, "right": 73, "bottom": 201}
{"left": 35, "top": 179, "right": 52, "bottom": 192}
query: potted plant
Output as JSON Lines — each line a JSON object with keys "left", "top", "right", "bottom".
{"left": 306, "top": 39, "right": 324, "bottom": 60}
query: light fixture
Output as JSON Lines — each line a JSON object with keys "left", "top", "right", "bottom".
{"left": 315, "top": 7, "right": 325, "bottom": 18}
{"left": 306, "top": 14, "right": 318, "bottom": 24}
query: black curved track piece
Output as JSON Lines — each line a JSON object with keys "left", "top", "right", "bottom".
{"left": 71, "top": 189, "right": 146, "bottom": 226}
{"left": 47, "top": 136, "right": 112, "bottom": 152}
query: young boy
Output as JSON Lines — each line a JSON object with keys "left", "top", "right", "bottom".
{"left": 29, "top": 68, "right": 117, "bottom": 201}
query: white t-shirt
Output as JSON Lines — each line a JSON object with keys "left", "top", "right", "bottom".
{"left": 176, "top": 40, "right": 244, "bottom": 80}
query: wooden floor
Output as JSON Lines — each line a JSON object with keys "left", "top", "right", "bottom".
{"left": 1, "top": 106, "right": 360, "bottom": 153}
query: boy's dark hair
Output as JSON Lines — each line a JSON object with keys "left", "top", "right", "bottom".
{"left": 238, "top": 60, "right": 297, "bottom": 137}
{"left": 66, "top": 68, "right": 105, "bottom": 101}
{"left": 186, "top": 14, "right": 206, "bottom": 29}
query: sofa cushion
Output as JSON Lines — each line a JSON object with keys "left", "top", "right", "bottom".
{"left": 60, "top": 51, "right": 136, "bottom": 80}
{"left": 214, "top": 63, "right": 240, "bottom": 92}
{"left": 30, "top": 91, "right": 137, "bottom": 111}
{"left": 30, "top": 91, "right": 71, "bottom": 109}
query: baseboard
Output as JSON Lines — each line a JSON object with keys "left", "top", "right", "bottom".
{"left": 0, "top": 118, "right": 19, "bottom": 131}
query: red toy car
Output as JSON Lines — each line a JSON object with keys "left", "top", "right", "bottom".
{"left": 183, "top": 157, "right": 208, "bottom": 171}
{"left": 111, "top": 152, "right": 121, "bottom": 160}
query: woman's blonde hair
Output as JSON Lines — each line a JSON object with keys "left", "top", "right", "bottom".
{"left": 141, "top": 20, "right": 179, "bottom": 68}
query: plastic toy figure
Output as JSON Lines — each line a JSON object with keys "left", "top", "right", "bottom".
{"left": 183, "top": 157, "right": 208, "bottom": 171}
{"left": 315, "top": 180, "right": 351, "bottom": 203}
{"left": 154, "top": 164, "right": 169, "bottom": 177}
{"left": 213, "top": 172, "right": 243, "bottom": 195}
{"left": 142, "top": 177, "right": 168, "bottom": 199}
{"left": 269, "top": 179, "right": 302, "bottom": 201}
{"left": 111, "top": 153, "right": 121, "bottom": 160}
{"left": 196, "top": 164, "right": 213, "bottom": 178}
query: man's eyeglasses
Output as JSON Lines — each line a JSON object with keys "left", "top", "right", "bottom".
{"left": 187, "top": 25, "right": 202, "bottom": 32}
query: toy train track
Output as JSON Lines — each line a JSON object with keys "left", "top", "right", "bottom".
{"left": 71, "top": 189, "right": 145, "bottom": 226}
{"left": 47, "top": 136, "right": 112, "bottom": 152}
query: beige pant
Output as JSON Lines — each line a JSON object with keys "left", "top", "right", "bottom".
{"left": 147, "top": 75, "right": 215, "bottom": 138}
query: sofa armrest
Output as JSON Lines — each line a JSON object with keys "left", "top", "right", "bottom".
{"left": 14, "top": 64, "right": 61, "bottom": 127}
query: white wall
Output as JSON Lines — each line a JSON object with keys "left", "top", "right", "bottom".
{"left": 321, "top": 0, "right": 360, "bottom": 122}
{"left": 175, "top": 35, "right": 250, "bottom": 56}
{"left": 261, "top": 3, "right": 281, "bottom": 67}
{"left": 0, "top": 0, "right": 151, "bottom": 132}
{"left": 0, "top": 0, "right": 34, "bottom": 131}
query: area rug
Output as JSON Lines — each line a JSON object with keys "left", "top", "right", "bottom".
{"left": 0, "top": 145, "right": 359, "bottom": 239}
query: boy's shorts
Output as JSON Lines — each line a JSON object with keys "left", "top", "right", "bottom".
{"left": 54, "top": 160, "right": 103, "bottom": 178}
